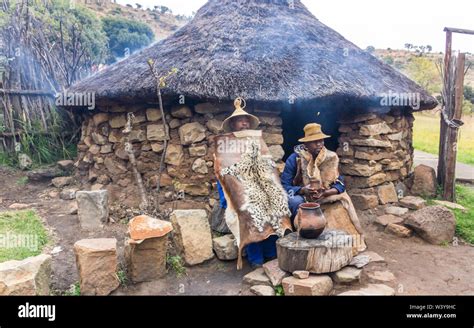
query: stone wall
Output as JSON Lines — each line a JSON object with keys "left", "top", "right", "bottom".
{"left": 75, "top": 104, "right": 416, "bottom": 212}
{"left": 336, "top": 108, "right": 415, "bottom": 210}
{"left": 74, "top": 102, "right": 285, "bottom": 210}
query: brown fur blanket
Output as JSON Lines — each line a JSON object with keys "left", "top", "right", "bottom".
{"left": 214, "top": 130, "right": 292, "bottom": 269}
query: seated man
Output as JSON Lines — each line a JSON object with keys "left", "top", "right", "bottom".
{"left": 280, "top": 123, "right": 366, "bottom": 253}
{"left": 281, "top": 123, "right": 345, "bottom": 224}
{"left": 216, "top": 104, "right": 280, "bottom": 269}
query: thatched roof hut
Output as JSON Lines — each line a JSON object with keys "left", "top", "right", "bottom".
{"left": 63, "top": 0, "right": 438, "bottom": 211}
{"left": 69, "top": 0, "right": 437, "bottom": 109}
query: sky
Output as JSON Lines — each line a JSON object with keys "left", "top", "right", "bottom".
{"left": 116, "top": 0, "right": 474, "bottom": 53}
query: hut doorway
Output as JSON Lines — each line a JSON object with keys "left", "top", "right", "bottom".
{"left": 281, "top": 101, "right": 342, "bottom": 161}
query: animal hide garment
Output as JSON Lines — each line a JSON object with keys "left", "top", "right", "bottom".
{"left": 295, "top": 145, "right": 367, "bottom": 254}
{"left": 214, "top": 130, "right": 292, "bottom": 269}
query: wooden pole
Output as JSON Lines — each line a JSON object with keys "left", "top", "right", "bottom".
{"left": 444, "top": 27, "right": 474, "bottom": 35}
{"left": 442, "top": 53, "right": 465, "bottom": 201}
{"left": 0, "top": 89, "right": 55, "bottom": 97}
{"left": 437, "top": 31, "right": 452, "bottom": 187}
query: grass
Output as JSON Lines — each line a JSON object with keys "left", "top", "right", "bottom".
{"left": 452, "top": 185, "right": 474, "bottom": 244}
{"left": 16, "top": 176, "right": 28, "bottom": 186}
{"left": 166, "top": 255, "right": 187, "bottom": 277}
{"left": 274, "top": 285, "right": 285, "bottom": 296}
{"left": 0, "top": 117, "right": 78, "bottom": 169}
{"left": 0, "top": 152, "right": 14, "bottom": 166}
{"left": 425, "top": 185, "right": 474, "bottom": 244}
{"left": 117, "top": 269, "right": 129, "bottom": 286}
{"left": 0, "top": 210, "right": 49, "bottom": 263}
{"left": 413, "top": 113, "right": 474, "bottom": 166}
{"left": 63, "top": 282, "right": 81, "bottom": 296}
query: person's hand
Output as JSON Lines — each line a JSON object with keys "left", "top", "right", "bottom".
{"left": 321, "top": 188, "right": 339, "bottom": 199}
{"left": 311, "top": 188, "right": 326, "bottom": 200}
{"left": 300, "top": 184, "right": 317, "bottom": 197}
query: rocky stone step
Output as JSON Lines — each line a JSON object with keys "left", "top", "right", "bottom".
{"left": 366, "top": 270, "right": 396, "bottom": 283}
{"left": 282, "top": 275, "right": 333, "bottom": 296}
{"left": 243, "top": 268, "right": 272, "bottom": 287}
{"left": 331, "top": 266, "right": 362, "bottom": 284}
{"left": 385, "top": 223, "right": 413, "bottom": 238}
{"left": 250, "top": 285, "right": 275, "bottom": 296}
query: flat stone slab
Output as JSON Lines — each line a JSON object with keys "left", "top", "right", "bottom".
{"left": 385, "top": 206, "right": 409, "bottom": 216}
{"left": 331, "top": 266, "right": 362, "bottom": 284}
{"left": 8, "top": 203, "right": 31, "bottom": 210}
{"left": 385, "top": 223, "right": 413, "bottom": 238}
{"left": 350, "top": 251, "right": 385, "bottom": 268}
{"left": 250, "top": 285, "right": 275, "bottom": 296}
{"left": 293, "top": 270, "right": 310, "bottom": 279}
{"left": 400, "top": 196, "right": 427, "bottom": 210}
{"left": 282, "top": 275, "right": 333, "bottom": 296}
{"left": 433, "top": 200, "right": 467, "bottom": 212}
{"left": 128, "top": 215, "right": 173, "bottom": 240}
{"left": 367, "top": 270, "right": 396, "bottom": 283}
{"left": 263, "top": 259, "right": 289, "bottom": 287}
{"left": 375, "top": 215, "right": 404, "bottom": 227}
{"left": 243, "top": 268, "right": 272, "bottom": 287}
{"left": 362, "top": 251, "right": 385, "bottom": 263}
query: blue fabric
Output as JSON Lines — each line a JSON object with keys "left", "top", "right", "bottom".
{"left": 288, "top": 195, "right": 305, "bottom": 223}
{"left": 333, "top": 176, "right": 346, "bottom": 194}
{"left": 281, "top": 152, "right": 346, "bottom": 196}
{"left": 280, "top": 153, "right": 302, "bottom": 197}
{"left": 281, "top": 151, "right": 346, "bottom": 221}
{"left": 217, "top": 180, "right": 277, "bottom": 266}
{"left": 246, "top": 235, "right": 278, "bottom": 265}
{"left": 216, "top": 180, "right": 227, "bottom": 209}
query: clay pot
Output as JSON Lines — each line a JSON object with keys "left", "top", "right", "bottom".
{"left": 296, "top": 202, "right": 327, "bottom": 239}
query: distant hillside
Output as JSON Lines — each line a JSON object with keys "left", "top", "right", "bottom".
{"left": 81, "top": 1, "right": 191, "bottom": 41}
{"left": 372, "top": 49, "right": 474, "bottom": 88}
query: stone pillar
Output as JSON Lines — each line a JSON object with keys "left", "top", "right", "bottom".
{"left": 74, "top": 238, "right": 119, "bottom": 295}
{"left": 76, "top": 190, "right": 109, "bottom": 230}
{"left": 125, "top": 215, "right": 173, "bottom": 283}
{"left": 170, "top": 209, "right": 214, "bottom": 266}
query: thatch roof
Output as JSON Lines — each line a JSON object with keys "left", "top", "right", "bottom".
{"left": 68, "top": 0, "right": 437, "bottom": 110}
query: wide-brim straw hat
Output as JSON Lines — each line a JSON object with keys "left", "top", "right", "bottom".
{"left": 221, "top": 98, "right": 260, "bottom": 133}
{"left": 298, "top": 123, "right": 331, "bottom": 142}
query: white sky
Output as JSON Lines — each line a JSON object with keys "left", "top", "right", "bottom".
{"left": 116, "top": 0, "right": 474, "bottom": 53}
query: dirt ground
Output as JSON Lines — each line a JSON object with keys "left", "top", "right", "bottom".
{"left": 0, "top": 166, "right": 473, "bottom": 295}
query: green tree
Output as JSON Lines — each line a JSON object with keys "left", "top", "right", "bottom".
{"left": 102, "top": 16, "right": 154, "bottom": 63}
{"left": 366, "top": 45, "right": 375, "bottom": 53}
{"left": 384, "top": 56, "right": 394, "bottom": 65}
{"left": 2, "top": 0, "right": 108, "bottom": 86}
{"left": 406, "top": 57, "right": 442, "bottom": 94}
{"left": 464, "top": 85, "right": 474, "bottom": 103}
